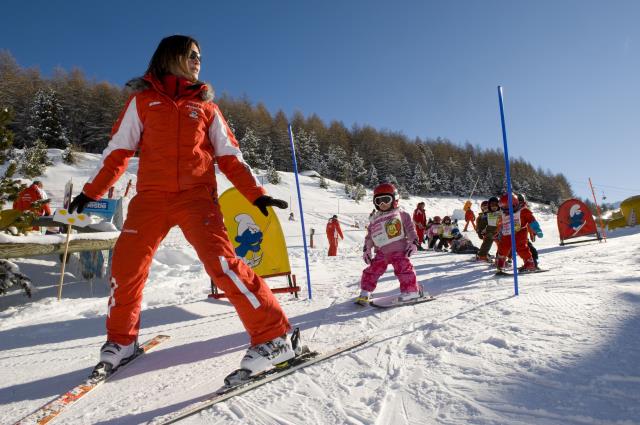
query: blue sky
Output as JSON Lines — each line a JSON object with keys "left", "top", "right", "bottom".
{"left": 2, "top": 0, "right": 638, "bottom": 202}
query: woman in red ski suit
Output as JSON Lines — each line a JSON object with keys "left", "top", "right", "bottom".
{"left": 68, "top": 36, "right": 292, "bottom": 372}
{"left": 495, "top": 193, "right": 543, "bottom": 272}
{"left": 326, "top": 215, "right": 344, "bottom": 256}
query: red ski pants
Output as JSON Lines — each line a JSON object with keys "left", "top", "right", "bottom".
{"left": 360, "top": 251, "right": 418, "bottom": 293}
{"left": 497, "top": 229, "right": 533, "bottom": 262}
{"left": 107, "top": 187, "right": 290, "bottom": 346}
{"left": 327, "top": 237, "right": 339, "bottom": 256}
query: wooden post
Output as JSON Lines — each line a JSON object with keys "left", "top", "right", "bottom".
{"left": 57, "top": 224, "right": 72, "bottom": 300}
{"left": 588, "top": 177, "right": 607, "bottom": 242}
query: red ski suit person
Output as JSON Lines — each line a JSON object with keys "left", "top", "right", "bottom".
{"left": 496, "top": 196, "right": 538, "bottom": 270}
{"left": 13, "top": 183, "right": 52, "bottom": 216}
{"left": 412, "top": 204, "right": 427, "bottom": 245}
{"left": 326, "top": 216, "right": 344, "bottom": 256}
{"left": 81, "top": 74, "right": 290, "bottom": 346}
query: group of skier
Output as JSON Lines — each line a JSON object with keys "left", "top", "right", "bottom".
{"left": 354, "top": 183, "right": 545, "bottom": 304}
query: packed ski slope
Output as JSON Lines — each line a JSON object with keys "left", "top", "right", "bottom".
{"left": 1, "top": 152, "right": 639, "bottom": 425}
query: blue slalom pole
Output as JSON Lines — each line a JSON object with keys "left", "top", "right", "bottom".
{"left": 497, "top": 86, "right": 519, "bottom": 296}
{"left": 287, "top": 125, "right": 313, "bottom": 299}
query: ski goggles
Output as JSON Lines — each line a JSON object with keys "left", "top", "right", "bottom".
{"left": 373, "top": 195, "right": 393, "bottom": 206}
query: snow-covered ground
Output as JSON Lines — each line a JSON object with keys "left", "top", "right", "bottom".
{"left": 1, "top": 152, "right": 639, "bottom": 425}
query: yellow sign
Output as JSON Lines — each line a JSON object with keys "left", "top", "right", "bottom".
{"left": 218, "top": 188, "right": 291, "bottom": 277}
{"left": 52, "top": 209, "right": 91, "bottom": 227}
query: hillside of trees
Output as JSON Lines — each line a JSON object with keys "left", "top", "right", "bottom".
{"left": 0, "top": 50, "right": 574, "bottom": 205}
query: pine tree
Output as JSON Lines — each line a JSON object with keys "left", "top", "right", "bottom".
{"left": 366, "top": 163, "right": 379, "bottom": 188}
{"left": 325, "top": 145, "right": 348, "bottom": 181}
{"left": 0, "top": 107, "right": 15, "bottom": 164}
{"left": 350, "top": 151, "right": 367, "bottom": 185}
{"left": 0, "top": 161, "right": 26, "bottom": 207}
{"left": 266, "top": 164, "right": 280, "bottom": 184}
{"left": 28, "top": 87, "right": 69, "bottom": 149}
{"left": 20, "top": 138, "right": 51, "bottom": 178}
{"left": 0, "top": 259, "right": 32, "bottom": 298}
{"left": 411, "top": 163, "right": 430, "bottom": 194}
{"left": 238, "top": 127, "right": 263, "bottom": 169}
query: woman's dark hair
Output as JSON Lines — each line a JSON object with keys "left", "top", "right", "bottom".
{"left": 146, "top": 35, "right": 200, "bottom": 79}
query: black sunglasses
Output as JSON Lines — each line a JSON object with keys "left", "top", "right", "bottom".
{"left": 374, "top": 195, "right": 393, "bottom": 206}
{"left": 188, "top": 51, "right": 201, "bottom": 62}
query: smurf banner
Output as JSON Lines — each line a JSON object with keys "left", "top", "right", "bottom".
{"left": 557, "top": 199, "right": 599, "bottom": 244}
{"left": 218, "top": 188, "right": 291, "bottom": 277}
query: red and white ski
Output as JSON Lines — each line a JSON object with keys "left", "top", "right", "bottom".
{"left": 14, "top": 334, "right": 170, "bottom": 425}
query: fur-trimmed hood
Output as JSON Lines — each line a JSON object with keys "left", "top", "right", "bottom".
{"left": 125, "top": 76, "right": 214, "bottom": 102}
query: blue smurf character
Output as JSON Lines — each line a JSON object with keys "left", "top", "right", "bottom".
{"left": 569, "top": 204, "right": 585, "bottom": 231}
{"left": 234, "top": 214, "right": 264, "bottom": 267}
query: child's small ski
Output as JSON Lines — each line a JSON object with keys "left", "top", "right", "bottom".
{"left": 15, "top": 334, "right": 170, "bottom": 425}
{"left": 147, "top": 337, "right": 369, "bottom": 425}
{"left": 369, "top": 294, "right": 435, "bottom": 308}
{"left": 495, "top": 268, "right": 548, "bottom": 277}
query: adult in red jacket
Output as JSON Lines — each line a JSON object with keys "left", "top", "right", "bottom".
{"left": 13, "top": 181, "right": 52, "bottom": 216}
{"left": 412, "top": 202, "right": 427, "bottom": 249}
{"left": 68, "top": 35, "right": 292, "bottom": 376}
{"left": 13, "top": 180, "right": 51, "bottom": 231}
{"left": 495, "top": 193, "right": 544, "bottom": 272}
{"left": 326, "top": 215, "right": 344, "bottom": 256}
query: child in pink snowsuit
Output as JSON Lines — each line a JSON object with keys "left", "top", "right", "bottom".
{"left": 356, "top": 183, "right": 422, "bottom": 304}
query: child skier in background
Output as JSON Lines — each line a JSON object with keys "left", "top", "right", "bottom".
{"left": 450, "top": 228, "right": 480, "bottom": 254}
{"left": 463, "top": 202, "right": 476, "bottom": 232}
{"left": 495, "top": 193, "right": 543, "bottom": 273}
{"left": 355, "top": 183, "right": 424, "bottom": 305}
{"left": 475, "top": 197, "right": 501, "bottom": 262}
{"left": 517, "top": 193, "right": 540, "bottom": 269}
{"left": 427, "top": 216, "right": 442, "bottom": 249}
{"left": 436, "top": 216, "right": 456, "bottom": 251}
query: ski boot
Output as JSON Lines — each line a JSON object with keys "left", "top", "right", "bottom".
{"left": 90, "top": 340, "right": 140, "bottom": 382}
{"left": 354, "top": 290, "right": 371, "bottom": 306}
{"left": 224, "top": 328, "right": 302, "bottom": 386}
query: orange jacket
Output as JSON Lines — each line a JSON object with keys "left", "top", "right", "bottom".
{"left": 83, "top": 74, "right": 265, "bottom": 203}
{"left": 326, "top": 219, "right": 344, "bottom": 241}
{"left": 13, "top": 184, "right": 51, "bottom": 216}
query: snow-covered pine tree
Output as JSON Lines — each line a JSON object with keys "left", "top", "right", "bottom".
{"left": 0, "top": 107, "right": 15, "bottom": 164}
{"left": 28, "top": 87, "right": 69, "bottom": 149}
{"left": 366, "top": 163, "right": 378, "bottom": 188}
{"left": 20, "top": 138, "right": 51, "bottom": 178}
{"left": 266, "top": 163, "right": 280, "bottom": 184}
{"left": 238, "top": 127, "right": 263, "bottom": 169}
{"left": 0, "top": 161, "right": 25, "bottom": 207}
{"left": 399, "top": 157, "right": 412, "bottom": 189}
{"left": 325, "top": 144, "right": 348, "bottom": 182}
{"left": 350, "top": 183, "right": 366, "bottom": 202}
{"left": 411, "top": 163, "right": 430, "bottom": 195}
{"left": 62, "top": 144, "right": 75, "bottom": 164}
{"left": 350, "top": 151, "right": 367, "bottom": 185}
{"left": 0, "top": 259, "right": 32, "bottom": 298}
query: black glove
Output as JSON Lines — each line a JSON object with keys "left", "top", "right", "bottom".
{"left": 68, "top": 192, "right": 94, "bottom": 214}
{"left": 253, "top": 195, "right": 288, "bottom": 217}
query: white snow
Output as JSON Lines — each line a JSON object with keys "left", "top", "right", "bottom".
{"left": 1, "top": 152, "right": 639, "bottom": 425}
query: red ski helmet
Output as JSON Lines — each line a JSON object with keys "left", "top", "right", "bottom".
{"left": 499, "top": 193, "right": 520, "bottom": 212}
{"left": 373, "top": 182, "right": 399, "bottom": 210}
{"left": 433, "top": 215, "right": 441, "bottom": 224}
